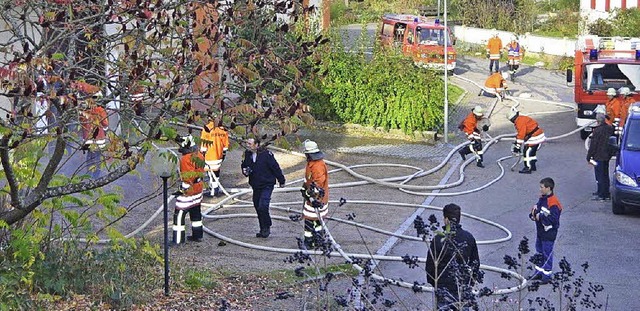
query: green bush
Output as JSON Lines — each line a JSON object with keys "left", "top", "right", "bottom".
{"left": 32, "top": 239, "right": 161, "bottom": 309}
{"left": 308, "top": 33, "right": 462, "bottom": 134}
{"left": 589, "top": 18, "right": 614, "bottom": 36}
{"left": 611, "top": 8, "right": 640, "bottom": 37}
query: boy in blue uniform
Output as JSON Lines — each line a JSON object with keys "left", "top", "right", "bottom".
{"left": 529, "top": 177, "right": 562, "bottom": 284}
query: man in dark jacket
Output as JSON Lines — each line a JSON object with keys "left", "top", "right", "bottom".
{"left": 241, "top": 138, "right": 286, "bottom": 238}
{"left": 587, "top": 113, "right": 614, "bottom": 201}
{"left": 426, "top": 203, "right": 481, "bottom": 310}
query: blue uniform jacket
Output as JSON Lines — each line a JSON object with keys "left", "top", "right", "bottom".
{"left": 241, "top": 149, "right": 285, "bottom": 190}
{"left": 530, "top": 193, "right": 562, "bottom": 241}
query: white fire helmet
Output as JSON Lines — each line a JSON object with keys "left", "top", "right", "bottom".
{"left": 507, "top": 108, "right": 519, "bottom": 121}
{"left": 472, "top": 105, "right": 485, "bottom": 117}
{"left": 501, "top": 71, "right": 510, "bottom": 80}
{"left": 619, "top": 87, "right": 631, "bottom": 96}
{"left": 303, "top": 139, "right": 320, "bottom": 154}
{"left": 607, "top": 88, "right": 617, "bottom": 96}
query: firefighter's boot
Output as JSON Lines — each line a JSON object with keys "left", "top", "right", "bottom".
{"left": 519, "top": 166, "right": 532, "bottom": 174}
{"left": 531, "top": 160, "right": 537, "bottom": 172}
{"left": 476, "top": 155, "right": 485, "bottom": 168}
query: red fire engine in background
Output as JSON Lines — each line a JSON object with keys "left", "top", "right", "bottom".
{"left": 380, "top": 14, "right": 457, "bottom": 73}
{"left": 568, "top": 35, "right": 640, "bottom": 139}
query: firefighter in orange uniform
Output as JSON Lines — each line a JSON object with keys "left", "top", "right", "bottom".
{"left": 505, "top": 36, "right": 524, "bottom": 78}
{"left": 482, "top": 71, "right": 509, "bottom": 100}
{"left": 508, "top": 109, "right": 546, "bottom": 174}
{"left": 458, "top": 105, "right": 488, "bottom": 168}
{"left": 79, "top": 90, "right": 109, "bottom": 178}
{"left": 300, "top": 140, "right": 329, "bottom": 249}
{"left": 604, "top": 88, "right": 622, "bottom": 127}
{"left": 200, "top": 115, "right": 229, "bottom": 197}
{"left": 173, "top": 135, "right": 206, "bottom": 244}
{"left": 486, "top": 32, "right": 502, "bottom": 73}
{"left": 618, "top": 87, "right": 635, "bottom": 131}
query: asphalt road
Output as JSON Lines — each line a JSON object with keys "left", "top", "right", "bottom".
{"left": 372, "top": 54, "right": 640, "bottom": 310}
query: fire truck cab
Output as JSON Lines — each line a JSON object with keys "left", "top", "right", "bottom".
{"left": 379, "top": 14, "right": 456, "bottom": 73}
{"left": 568, "top": 35, "right": 640, "bottom": 139}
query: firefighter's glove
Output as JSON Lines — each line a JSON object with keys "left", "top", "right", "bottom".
{"left": 473, "top": 140, "right": 482, "bottom": 151}
{"left": 486, "top": 53, "right": 490, "bottom": 59}
{"left": 311, "top": 200, "right": 322, "bottom": 209}
{"left": 300, "top": 186, "right": 311, "bottom": 200}
{"left": 242, "top": 167, "right": 252, "bottom": 176}
{"left": 221, "top": 149, "right": 227, "bottom": 161}
{"left": 482, "top": 124, "right": 490, "bottom": 132}
{"left": 511, "top": 143, "right": 521, "bottom": 154}
{"left": 172, "top": 190, "right": 184, "bottom": 197}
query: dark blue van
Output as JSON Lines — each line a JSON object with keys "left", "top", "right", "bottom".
{"left": 612, "top": 102, "right": 640, "bottom": 214}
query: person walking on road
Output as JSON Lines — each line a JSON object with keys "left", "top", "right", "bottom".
{"left": 529, "top": 177, "right": 562, "bottom": 285}
{"left": 173, "top": 134, "right": 206, "bottom": 244}
{"left": 486, "top": 32, "right": 502, "bottom": 73}
{"left": 458, "top": 105, "right": 488, "bottom": 168}
{"left": 426, "top": 203, "right": 481, "bottom": 310}
{"left": 507, "top": 108, "right": 546, "bottom": 174}
{"left": 587, "top": 113, "right": 614, "bottom": 201}
{"left": 504, "top": 35, "right": 524, "bottom": 79}
{"left": 200, "top": 115, "right": 229, "bottom": 197}
{"left": 241, "top": 138, "right": 286, "bottom": 238}
{"left": 300, "top": 140, "right": 329, "bottom": 249}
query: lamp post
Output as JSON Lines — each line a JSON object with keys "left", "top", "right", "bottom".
{"left": 150, "top": 148, "right": 177, "bottom": 296}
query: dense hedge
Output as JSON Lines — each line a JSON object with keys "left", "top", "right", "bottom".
{"left": 308, "top": 40, "right": 462, "bottom": 135}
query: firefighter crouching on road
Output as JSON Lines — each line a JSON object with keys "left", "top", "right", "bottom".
{"left": 505, "top": 36, "right": 524, "bottom": 78}
{"left": 508, "top": 109, "right": 546, "bottom": 174}
{"left": 458, "top": 105, "right": 489, "bottom": 168}
{"left": 79, "top": 90, "right": 109, "bottom": 179}
{"left": 481, "top": 71, "right": 509, "bottom": 101}
{"left": 300, "top": 140, "right": 329, "bottom": 249}
{"left": 173, "top": 135, "right": 206, "bottom": 244}
{"left": 604, "top": 88, "right": 621, "bottom": 128}
{"left": 486, "top": 32, "right": 502, "bottom": 73}
{"left": 200, "top": 115, "right": 229, "bottom": 197}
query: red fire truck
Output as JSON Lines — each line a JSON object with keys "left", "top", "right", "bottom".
{"left": 569, "top": 35, "right": 640, "bottom": 139}
{"left": 379, "top": 14, "right": 456, "bottom": 73}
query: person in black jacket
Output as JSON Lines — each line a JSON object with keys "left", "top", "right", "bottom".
{"left": 587, "top": 113, "right": 614, "bottom": 201}
{"left": 426, "top": 203, "right": 481, "bottom": 310}
{"left": 241, "top": 138, "right": 286, "bottom": 238}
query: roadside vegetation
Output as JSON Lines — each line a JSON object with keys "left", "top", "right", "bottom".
{"left": 305, "top": 30, "right": 464, "bottom": 135}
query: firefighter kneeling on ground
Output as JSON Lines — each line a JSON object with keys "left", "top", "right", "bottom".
{"left": 481, "top": 71, "right": 509, "bottom": 101}
{"left": 172, "top": 134, "right": 206, "bottom": 244}
{"left": 299, "top": 140, "right": 329, "bottom": 250}
{"left": 458, "top": 105, "right": 489, "bottom": 168}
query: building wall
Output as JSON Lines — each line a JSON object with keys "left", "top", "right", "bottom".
{"left": 581, "top": 0, "right": 640, "bottom": 24}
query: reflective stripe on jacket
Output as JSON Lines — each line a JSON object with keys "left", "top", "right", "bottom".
{"left": 176, "top": 151, "right": 205, "bottom": 210}
{"left": 200, "top": 121, "right": 229, "bottom": 163}
{"left": 514, "top": 115, "right": 545, "bottom": 146}
{"left": 487, "top": 37, "right": 502, "bottom": 60}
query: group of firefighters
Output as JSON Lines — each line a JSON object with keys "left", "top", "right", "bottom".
{"left": 481, "top": 33, "right": 525, "bottom": 101}
{"left": 604, "top": 86, "right": 635, "bottom": 137}
{"left": 172, "top": 119, "right": 330, "bottom": 249}
{"left": 459, "top": 105, "right": 546, "bottom": 174}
